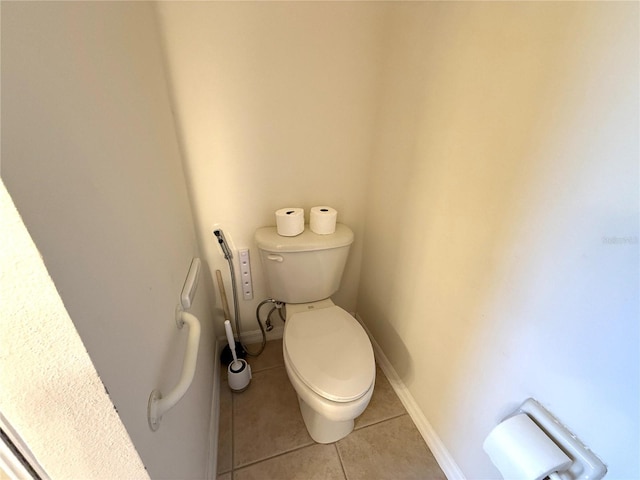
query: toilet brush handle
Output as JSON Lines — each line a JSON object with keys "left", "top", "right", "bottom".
{"left": 224, "top": 320, "right": 239, "bottom": 363}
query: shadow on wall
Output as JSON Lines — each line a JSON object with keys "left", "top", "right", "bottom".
{"left": 153, "top": 1, "right": 384, "bottom": 337}
{"left": 357, "top": 5, "right": 639, "bottom": 477}
{"left": 359, "top": 2, "right": 578, "bottom": 391}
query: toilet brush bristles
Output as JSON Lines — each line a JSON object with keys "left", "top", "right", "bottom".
{"left": 229, "top": 359, "right": 244, "bottom": 372}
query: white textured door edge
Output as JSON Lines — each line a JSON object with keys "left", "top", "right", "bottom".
{"left": 0, "top": 412, "right": 50, "bottom": 480}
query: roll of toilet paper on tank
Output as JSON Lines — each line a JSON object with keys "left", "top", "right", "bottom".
{"left": 483, "top": 413, "right": 572, "bottom": 480}
{"left": 275, "top": 207, "right": 305, "bottom": 237}
{"left": 309, "top": 206, "right": 337, "bottom": 235}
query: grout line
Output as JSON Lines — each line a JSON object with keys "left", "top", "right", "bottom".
{"left": 334, "top": 442, "right": 349, "bottom": 480}
{"left": 247, "top": 363, "right": 284, "bottom": 375}
{"left": 232, "top": 440, "right": 317, "bottom": 472}
{"left": 354, "top": 412, "right": 408, "bottom": 432}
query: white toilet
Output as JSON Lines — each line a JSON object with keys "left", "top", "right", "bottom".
{"left": 255, "top": 223, "right": 375, "bottom": 444}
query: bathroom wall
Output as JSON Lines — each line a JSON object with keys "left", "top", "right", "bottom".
{"left": 357, "top": 2, "right": 639, "bottom": 479}
{"left": 0, "top": 178, "right": 147, "bottom": 479}
{"left": 1, "top": 3, "right": 216, "bottom": 479}
{"left": 154, "top": 2, "right": 386, "bottom": 336}
{"left": 3, "top": 2, "right": 636, "bottom": 479}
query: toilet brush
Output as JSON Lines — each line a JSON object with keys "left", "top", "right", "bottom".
{"left": 216, "top": 269, "right": 251, "bottom": 391}
{"left": 216, "top": 270, "right": 246, "bottom": 365}
{"left": 224, "top": 319, "right": 241, "bottom": 370}
{"left": 224, "top": 320, "right": 251, "bottom": 392}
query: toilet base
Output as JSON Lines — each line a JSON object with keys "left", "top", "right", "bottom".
{"left": 298, "top": 395, "right": 354, "bottom": 444}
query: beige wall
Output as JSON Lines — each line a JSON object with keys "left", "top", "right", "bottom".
{"left": 157, "top": 2, "right": 638, "bottom": 477}
{"left": 2, "top": 2, "right": 637, "bottom": 478}
{"left": 1, "top": 3, "right": 216, "bottom": 478}
{"left": 155, "top": 2, "right": 386, "bottom": 335}
{"left": 358, "top": 2, "right": 638, "bottom": 478}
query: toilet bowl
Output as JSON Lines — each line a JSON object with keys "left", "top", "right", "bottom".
{"left": 255, "top": 223, "right": 375, "bottom": 443}
{"left": 283, "top": 301, "right": 375, "bottom": 443}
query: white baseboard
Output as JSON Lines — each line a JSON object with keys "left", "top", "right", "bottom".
{"left": 206, "top": 339, "right": 220, "bottom": 480}
{"left": 217, "top": 324, "right": 284, "bottom": 346}
{"left": 355, "top": 314, "right": 466, "bottom": 480}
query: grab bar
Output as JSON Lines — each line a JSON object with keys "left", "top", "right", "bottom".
{"left": 148, "top": 309, "right": 201, "bottom": 431}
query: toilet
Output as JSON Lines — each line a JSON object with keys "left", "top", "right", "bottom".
{"left": 255, "top": 223, "right": 375, "bottom": 444}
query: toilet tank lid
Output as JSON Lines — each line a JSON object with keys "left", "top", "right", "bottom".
{"left": 255, "top": 223, "right": 353, "bottom": 253}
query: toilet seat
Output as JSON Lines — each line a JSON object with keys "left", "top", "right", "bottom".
{"left": 284, "top": 306, "right": 375, "bottom": 403}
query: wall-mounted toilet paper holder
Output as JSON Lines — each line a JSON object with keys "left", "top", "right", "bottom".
{"left": 484, "top": 398, "right": 606, "bottom": 480}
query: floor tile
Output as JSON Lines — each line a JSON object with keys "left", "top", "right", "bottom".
{"left": 355, "top": 364, "right": 406, "bottom": 430}
{"left": 220, "top": 342, "right": 446, "bottom": 479}
{"left": 232, "top": 366, "right": 314, "bottom": 467}
{"left": 337, "top": 415, "right": 446, "bottom": 480}
{"left": 234, "top": 444, "right": 346, "bottom": 480}
{"left": 244, "top": 338, "right": 283, "bottom": 373}
{"left": 216, "top": 383, "right": 233, "bottom": 474}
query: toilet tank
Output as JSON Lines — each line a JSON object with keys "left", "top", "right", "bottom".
{"left": 255, "top": 223, "right": 354, "bottom": 304}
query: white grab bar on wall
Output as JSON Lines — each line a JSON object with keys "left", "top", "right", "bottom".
{"left": 148, "top": 309, "right": 201, "bottom": 431}
{"left": 148, "top": 258, "right": 203, "bottom": 431}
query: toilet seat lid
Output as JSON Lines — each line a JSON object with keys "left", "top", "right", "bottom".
{"left": 284, "top": 306, "right": 375, "bottom": 402}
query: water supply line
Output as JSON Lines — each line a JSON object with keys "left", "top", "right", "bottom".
{"left": 256, "top": 298, "right": 286, "bottom": 332}
{"left": 214, "top": 228, "right": 267, "bottom": 356}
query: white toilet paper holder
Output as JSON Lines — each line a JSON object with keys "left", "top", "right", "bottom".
{"left": 491, "top": 398, "right": 606, "bottom": 480}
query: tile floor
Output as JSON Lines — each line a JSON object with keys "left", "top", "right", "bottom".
{"left": 217, "top": 339, "right": 446, "bottom": 480}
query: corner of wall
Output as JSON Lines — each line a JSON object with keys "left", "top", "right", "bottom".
{"left": 356, "top": 313, "right": 466, "bottom": 480}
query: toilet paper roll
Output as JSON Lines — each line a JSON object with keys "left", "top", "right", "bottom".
{"left": 483, "top": 414, "right": 572, "bottom": 480}
{"left": 309, "top": 206, "right": 337, "bottom": 235}
{"left": 275, "top": 208, "right": 305, "bottom": 237}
